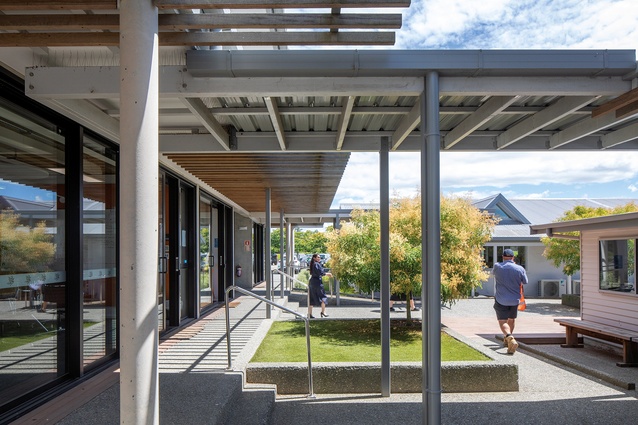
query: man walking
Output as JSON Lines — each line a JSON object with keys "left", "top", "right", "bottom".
{"left": 492, "top": 249, "right": 528, "bottom": 354}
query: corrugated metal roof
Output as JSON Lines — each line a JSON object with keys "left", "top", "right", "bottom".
{"left": 481, "top": 196, "right": 638, "bottom": 241}
{"left": 509, "top": 198, "right": 638, "bottom": 225}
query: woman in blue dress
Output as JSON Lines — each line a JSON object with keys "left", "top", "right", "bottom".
{"left": 308, "top": 253, "right": 332, "bottom": 318}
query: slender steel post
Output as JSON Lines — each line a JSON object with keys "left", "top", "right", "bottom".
{"left": 280, "top": 209, "right": 285, "bottom": 298}
{"left": 265, "top": 188, "right": 272, "bottom": 319}
{"left": 225, "top": 295, "right": 232, "bottom": 369}
{"left": 334, "top": 214, "right": 341, "bottom": 306}
{"left": 380, "top": 136, "right": 391, "bottom": 396}
{"left": 305, "top": 319, "right": 315, "bottom": 398}
{"left": 421, "top": 72, "right": 442, "bottom": 424}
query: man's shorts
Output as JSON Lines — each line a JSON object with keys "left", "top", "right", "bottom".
{"left": 493, "top": 301, "right": 518, "bottom": 320}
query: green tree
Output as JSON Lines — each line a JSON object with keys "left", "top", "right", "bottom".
{"left": 200, "top": 227, "right": 210, "bottom": 255}
{"left": 327, "top": 195, "right": 496, "bottom": 321}
{"left": 271, "top": 229, "right": 281, "bottom": 254}
{"left": 294, "top": 229, "right": 328, "bottom": 254}
{"left": 0, "top": 211, "right": 55, "bottom": 274}
{"left": 542, "top": 203, "right": 638, "bottom": 275}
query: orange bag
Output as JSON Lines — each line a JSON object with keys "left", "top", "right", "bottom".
{"left": 518, "top": 284, "right": 526, "bottom": 311}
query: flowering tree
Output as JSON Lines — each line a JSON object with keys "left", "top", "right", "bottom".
{"left": 327, "top": 195, "right": 496, "bottom": 321}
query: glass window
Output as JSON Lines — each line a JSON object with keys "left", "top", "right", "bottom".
{"left": 482, "top": 246, "right": 526, "bottom": 268}
{"left": 482, "top": 246, "right": 494, "bottom": 268}
{"left": 82, "top": 135, "right": 118, "bottom": 370}
{"left": 0, "top": 96, "right": 67, "bottom": 403}
{"left": 599, "top": 239, "right": 636, "bottom": 293}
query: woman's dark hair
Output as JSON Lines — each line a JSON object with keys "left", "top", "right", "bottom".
{"left": 311, "top": 253, "right": 320, "bottom": 263}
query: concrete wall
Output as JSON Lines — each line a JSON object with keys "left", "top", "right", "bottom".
{"left": 233, "top": 213, "right": 254, "bottom": 290}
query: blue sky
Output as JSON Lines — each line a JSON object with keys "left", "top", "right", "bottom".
{"left": 330, "top": 0, "right": 638, "bottom": 208}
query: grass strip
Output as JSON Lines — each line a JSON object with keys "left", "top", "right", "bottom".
{"left": 251, "top": 319, "right": 489, "bottom": 363}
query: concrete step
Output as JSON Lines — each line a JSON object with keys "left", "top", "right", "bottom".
{"left": 218, "top": 385, "right": 276, "bottom": 425}
{"left": 56, "top": 372, "right": 247, "bottom": 425}
{"left": 270, "top": 393, "right": 424, "bottom": 425}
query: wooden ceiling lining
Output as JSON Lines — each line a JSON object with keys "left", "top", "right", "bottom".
{"left": 166, "top": 152, "right": 349, "bottom": 214}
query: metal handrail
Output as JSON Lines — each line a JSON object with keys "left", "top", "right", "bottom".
{"left": 273, "top": 269, "right": 311, "bottom": 314}
{"left": 224, "top": 285, "right": 315, "bottom": 398}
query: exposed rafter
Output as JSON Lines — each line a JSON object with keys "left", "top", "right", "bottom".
{"left": 496, "top": 96, "right": 598, "bottom": 150}
{"left": 591, "top": 86, "right": 638, "bottom": 118}
{"left": 0, "top": 13, "right": 402, "bottom": 31}
{"left": 336, "top": 96, "right": 355, "bottom": 150}
{"left": 155, "top": 0, "right": 411, "bottom": 8}
{"left": 264, "top": 97, "right": 287, "bottom": 150}
{"left": 549, "top": 109, "right": 637, "bottom": 150}
{"left": 0, "top": 31, "right": 395, "bottom": 47}
{"left": 0, "top": 0, "right": 406, "bottom": 47}
{"left": 444, "top": 96, "right": 518, "bottom": 150}
{"left": 601, "top": 122, "right": 638, "bottom": 149}
{"left": 1, "top": 0, "right": 116, "bottom": 9}
{"left": 181, "top": 98, "right": 230, "bottom": 150}
{"left": 391, "top": 100, "right": 420, "bottom": 150}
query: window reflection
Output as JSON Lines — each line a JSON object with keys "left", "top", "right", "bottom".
{"left": 599, "top": 239, "right": 636, "bottom": 293}
{"left": 0, "top": 97, "right": 66, "bottom": 404}
{"left": 82, "top": 136, "right": 117, "bottom": 369}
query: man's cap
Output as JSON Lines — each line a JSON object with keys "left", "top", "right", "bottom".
{"left": 503, "top": 249, "right": 515, "bottom": 257}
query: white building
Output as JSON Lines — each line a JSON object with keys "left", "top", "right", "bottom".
{"left": 474, "top": 194, "right": 638, "bottom": 299}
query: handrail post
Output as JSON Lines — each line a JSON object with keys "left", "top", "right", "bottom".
{"left": 305, "top": 318, "right": 315, "bottom": 398}
{"left": 225, "top": 294, "right": 232, "bottom": 370}
{"left": 224, "top": 285, "right": 314, "bottom": 398}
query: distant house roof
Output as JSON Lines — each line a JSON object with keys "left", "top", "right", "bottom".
{"left": 530, "top": 211, "right": 638, "bottom": 236}
{"left": 0, "top": 195, "right": 55, "bottom": 211}
{"left": 473, "top": 194, "right": 638, "bottom": 242}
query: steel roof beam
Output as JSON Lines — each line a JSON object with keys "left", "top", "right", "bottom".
{"left": 264, "top": 96, "right": 287, "bottom": 150}
{"left": 336, "top": 96, "right": 355, "bottom": 150}
{"left": 26, "top": 66, "right": 631, "bottom": 99}
{"left": 160, "top": 131, "right": 632, "bottom": 153}
{"left": 496, "top": 95, "right": 598, "bottom": 150}
{"left": 601, "top": 121, "right": 638, "bottom": 149}
{"left": 444, "top": 96, "right": 518, "bottom": 150}
{"left": 187, "top": 49, "right": 637, "bottom": 78}
{"left": 549, "top": 110, "right": 638, "bottom": 150}
{"left": 25, "top": 67, "right": 425, "bottom": 98}
{"left": 181, "top": 98, "right": 230, "bottom": 150}
{"left": 391, "top": 100, "right": 420, "bottom": 150}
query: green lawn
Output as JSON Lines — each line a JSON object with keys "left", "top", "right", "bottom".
{"left": 250, "top": 319, "right": 489, "bottom": 362}
{"left": 0, "top": 321, "right": 96, "bottom": 352}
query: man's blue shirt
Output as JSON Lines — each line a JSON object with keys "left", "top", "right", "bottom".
{"left": 493, "top": 260, "right": 528, "bottom": 306}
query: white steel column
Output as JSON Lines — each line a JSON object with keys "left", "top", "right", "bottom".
{"left": 380, "top": 137, "right": 391, "bottom": 396}
{"left": 421, "top": 72, "right": 442, "bottom": 424}
{"left": 119, "top": 1, "right": 159, "bottom": 424}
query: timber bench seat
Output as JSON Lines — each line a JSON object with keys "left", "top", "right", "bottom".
{"left": 554, "top": 318, "right": 638, "bottom": 367}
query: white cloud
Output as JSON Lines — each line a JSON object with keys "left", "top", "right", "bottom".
{"left": 333, "top": 151, "right": 638, "bottom": 206}
{"left": 330, "top": 1, "right": 638, "bottom": 207}
{"left": 397, "top": 0, "right": 638, "bottom": 50}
